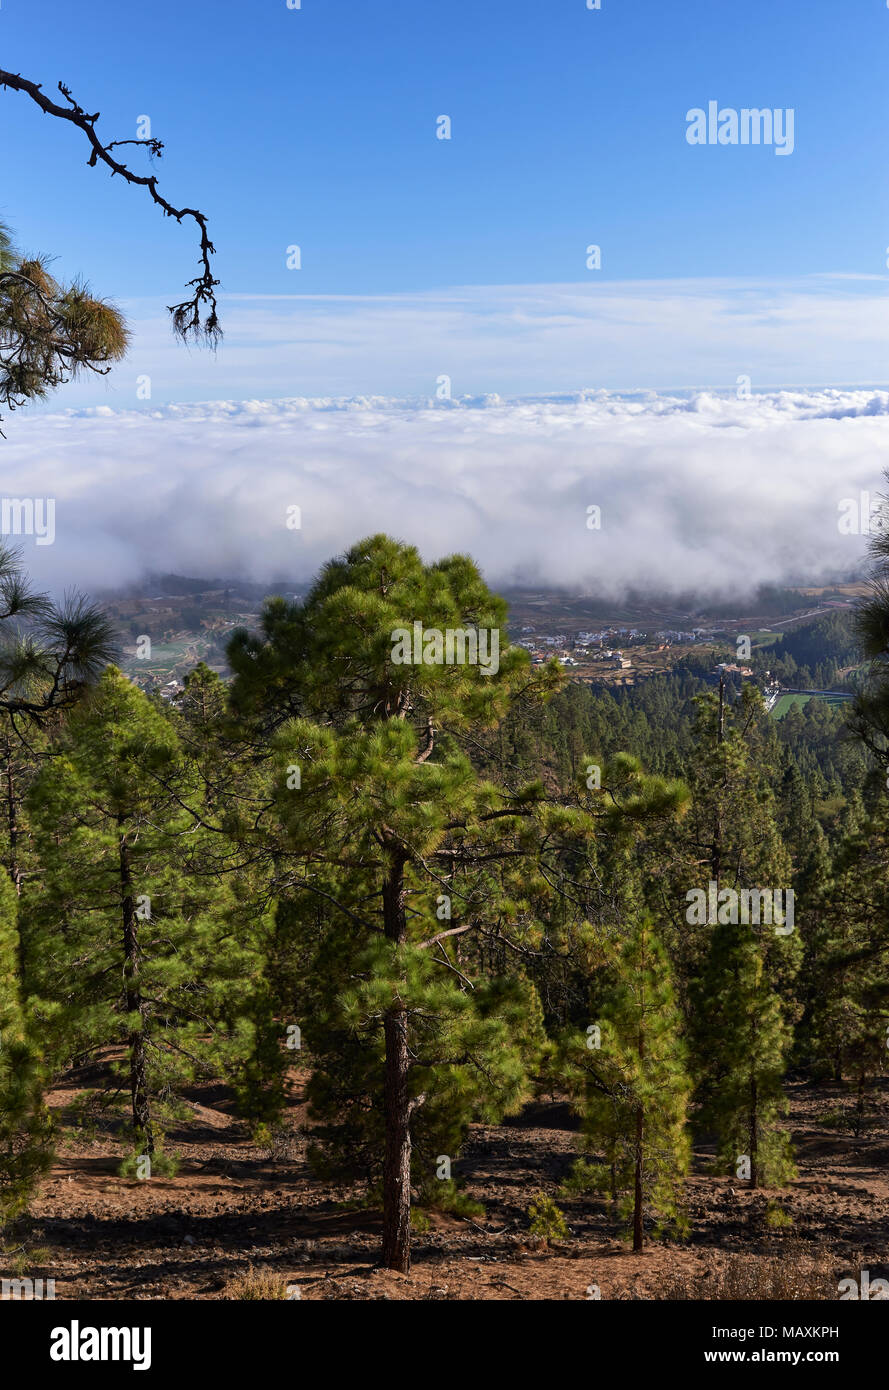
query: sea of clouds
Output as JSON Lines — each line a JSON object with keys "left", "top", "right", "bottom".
{"left": 0, "top": 387, "right": 885, "bottom": 599}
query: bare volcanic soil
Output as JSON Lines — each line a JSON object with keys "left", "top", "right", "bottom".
{"left": 13, "top": 1071, "right": 889, "bottom": 1301}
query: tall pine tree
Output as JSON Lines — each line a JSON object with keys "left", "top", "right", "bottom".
{"left": 563, "top": 915, "right": 691, "bottom": 1251}
{"left": 24, "top": 668, "right": 254, "bottom": 1167}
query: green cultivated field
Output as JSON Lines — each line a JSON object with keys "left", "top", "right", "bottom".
{"left": 772, "top": 692, "right": 852, "bottom": 719}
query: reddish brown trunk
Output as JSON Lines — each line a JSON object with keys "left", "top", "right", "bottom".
{"left": 633, "top": 1106, "right": 644, "bottom": 1252}
{"left": 5, "top": 751, "right": 21, "bottom": 897}
{"left": 749, "top": 1075, "right": 758, "bottom": 1190}
{"left": 381, "top": 1009, "right": 412, "bottom": 1272}
{"left": 380, "top": 846, "right": 415, "bottom": 1273}
{"left": 633, "top": 955, "right": 646, "bottom": 1253}
{"left": 119, "top": 825, "right": 153, "bottom": 1154}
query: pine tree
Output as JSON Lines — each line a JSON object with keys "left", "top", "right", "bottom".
{"left": 0, "top": 545, "right": 115, "bottom": 1221}
{"left": 0, "top": 717, "right": 49, "bottom": 904}
{"left": 635, "top": 682, "right": 800, "bottom": 1188}
{"left": 175, "top": 662, "right": 296, "bottom": 1128}
{"left": 0, "top": 543, "right": 115, "bottom": 721}
{"left": 0, "top": 868, "right": 52, "bottom": 1224}
{"left": 562, "top": 916, "right": 691, "bottom": 1251}
{"left": 805, "top": 803, "right": 889, "bottom": 1128}
{"left": 648, "top": 681, "right": 803, "bottom": 1041}
{"left": 266, "top": 690, "right": 547, "bottom": 1269}
{"left": 0, "top": 221, "right": 128, "bottom": 419}
{"left": 226, "top": 536, "right": 694, "bottom": 1271}
{"left": 779, "top": 758, "right": 818, "bottom": 877}
{"left": 227, "top": 535, "right": 565, "bottom": 1271}
{"left": 24, "top": 668, "right": 254, "bottom": 1167}
{"left": 693, "top": 918, "right": 796, "bottom": 1188}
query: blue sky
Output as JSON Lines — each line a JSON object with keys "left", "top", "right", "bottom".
{"left": 1, "top": 0, "right": 887, "bottom": 398}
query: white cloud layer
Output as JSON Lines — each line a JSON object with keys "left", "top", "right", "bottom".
{"left": 0, "top": 388, "right": 885, "bottom": 600}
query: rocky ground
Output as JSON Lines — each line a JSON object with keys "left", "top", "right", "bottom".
{"left": 9, "top": 1069, "right": 888, "bottom": 1300}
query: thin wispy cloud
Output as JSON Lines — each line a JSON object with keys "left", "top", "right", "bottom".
{"left": 32, "top": 276, "right": 889, "bottom": 411}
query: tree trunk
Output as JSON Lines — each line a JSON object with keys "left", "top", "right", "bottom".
{"left": 119, "top": 826, "right": 153, "bottom": 1155}
{"left": 382, "top": 1008, "right": 412, "bottom": 1272}
{"left": 633, "top": 1106, "right": 644, "bottom": 1252}
{"left": 854, "top": 1072, "right": 865, "bottom": 1139}
{"left": 5, "top": 747, "right": 21, "bottom": 897}
{"left": 711, "top": 675, "right": 726, "bottom": 883}
{"left": 749, "top": 1074, "right": 758, "bottom": 1189}
{"left": 4, "top": 742, "right": 26, "bottom": 982}
{"left": 633, "top": 964, "right": 647, "bottom": 1253}
{"left": 380, "top": 846, "right": 414, "bottom": 1273}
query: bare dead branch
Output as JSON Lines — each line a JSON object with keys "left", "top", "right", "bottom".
{"left": 0, "top": 69, "right": 220, "bottom": 345}
{"left": 415, "top": 922, "right": 476, "bottom": 951}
